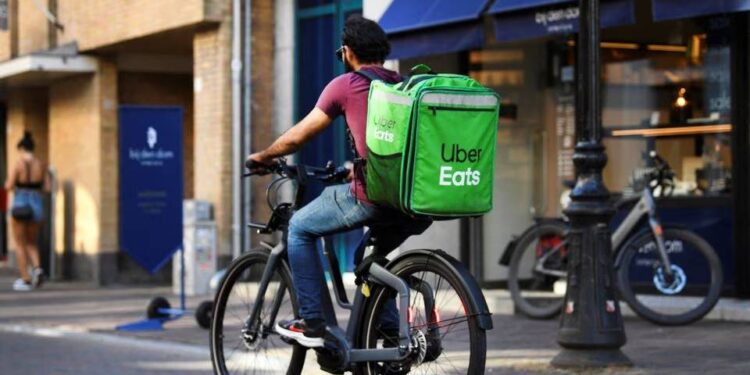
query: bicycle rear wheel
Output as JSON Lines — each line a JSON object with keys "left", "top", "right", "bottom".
{"left": 616, "top": 228, "right": 723, "bottom": 326}
{"left": 507, "top": 222, "right": 568, "bottom": 319}
{"left": 359, "top": 252, "right": 486, "bottom": 374}
{"left": 210, "top": 249, "right": 306, "bottom": 374}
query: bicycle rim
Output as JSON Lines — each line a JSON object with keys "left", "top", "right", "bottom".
{"left": 617, "top": 229, "right": 723, "bottom": 326}
{"left": 508, "top": 223, "right": 568, "bottom": 319}
{"left": 210, "top": 251, "right": 306, "bottom": 374}
{"left": 360, "top": 254, "right": 486, "bottom": 374}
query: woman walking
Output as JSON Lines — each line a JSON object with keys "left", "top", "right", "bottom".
{"left": 6, "top": 131, "right": 49, "bottom": 291}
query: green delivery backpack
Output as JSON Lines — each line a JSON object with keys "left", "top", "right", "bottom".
{"left": 356, "top": 65, "right": 500, "bottom": 218}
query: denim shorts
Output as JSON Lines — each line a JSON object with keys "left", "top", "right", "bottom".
{"left": 12, "top": 189, "right": 44, "bottom": 222}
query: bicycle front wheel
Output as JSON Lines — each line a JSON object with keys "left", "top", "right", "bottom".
{"left": 507, "top": 222, "right": 568, "bottom": 319}
{"left": 359, "top": 253, "right": 486, "bottom": 374}
{"left": 210, "top": 248, "right": 306, "bottom": 374}
{"left": 616, "top": 228, "right": 723, "bottom": 326}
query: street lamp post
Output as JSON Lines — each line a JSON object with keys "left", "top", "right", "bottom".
{"left": 550, "top": 0, "right": 632, "bottom": 368}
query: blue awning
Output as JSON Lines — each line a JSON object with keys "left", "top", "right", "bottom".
{"left": 380, "top": 0, "right": 489, "bottom": 59}
{"left": 490, "top": 0, "right": 635, "bottom": 42}
{"left": 652, "top": 0, "right": 750, "bottom": 22}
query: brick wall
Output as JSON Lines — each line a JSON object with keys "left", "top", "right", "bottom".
{"left": 17, "top": 0, "right": 49, "bottom": 55}
{"left": 55, "top": 0, "right": 215, "bottom": 53}
{"left": 193, "top": 3, "right": 233, "bottom": 259}
{"left": 48, "top": 58, "right": 118, "bottom": 283}
{"left": 5, "top": 88, "right": 49, "bottom": 255}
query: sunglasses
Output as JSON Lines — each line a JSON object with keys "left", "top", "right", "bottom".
{"left": 335, "top": 46, "right": 345, "bottom": 61}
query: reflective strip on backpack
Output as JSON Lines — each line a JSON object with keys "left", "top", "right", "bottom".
{"left": 421, "top": 93, "right": 498, "bottom": 107}
{"left": 372, "top": 90, "right": 412, "bottom": 106}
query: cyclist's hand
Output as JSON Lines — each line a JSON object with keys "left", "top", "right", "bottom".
{"left": 245, "top": 153, "right": 273, "bottom": 175}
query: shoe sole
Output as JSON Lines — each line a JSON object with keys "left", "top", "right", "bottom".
{"left": 275, "top": 324, "right": 324, "bottom": 348}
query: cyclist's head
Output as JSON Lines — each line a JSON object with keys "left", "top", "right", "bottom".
{"left": 340, "top": 15, "right": 390, "bottom": 71}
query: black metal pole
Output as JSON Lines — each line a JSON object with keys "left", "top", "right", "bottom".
{"left": 550, "top": 0, "right": 632, "bottom": 368}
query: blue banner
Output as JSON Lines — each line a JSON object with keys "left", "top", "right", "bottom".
{"left": 492, "top": 0, "right": 635, "bottom": 42}
{"left": 380, "top": 0, "right": 488, "bottom": 34}
{"left": 119, "top": 106, "right": 184, "bottom": 274}
{"left": 653, "top": 0, "right": 750, "bottom": 22}
{"left": 388, "top": 22, "right": 484, "bottom": 60}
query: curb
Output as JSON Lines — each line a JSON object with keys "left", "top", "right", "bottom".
{"left": 0, "top": 323, "right": 209, "bottom": 356}
{"left": 483, "top": 291, "right": 750, "bottom": 323}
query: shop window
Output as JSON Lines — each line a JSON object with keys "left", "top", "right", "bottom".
{"left": 599, "top": 16, "right": 733, "bottom": 197}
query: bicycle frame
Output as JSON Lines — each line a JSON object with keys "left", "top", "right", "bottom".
{"left": 533, "top": 188, "right": 673, "bottom": 277}
{"left": 243, "top": 230, "right": 416, "bottom": 367}
{"left": 611, "top": 188, "right": 673, "bottom": 274}
{"left": 234, "top": 162, "right": 485, "bottom": 370}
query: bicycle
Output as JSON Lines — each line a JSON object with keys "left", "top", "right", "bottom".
{"left": 500, "top": 151, "right": 723, "bottom": 326}
{"left": 210, "top": 159, "right": 492, "bottom": 374}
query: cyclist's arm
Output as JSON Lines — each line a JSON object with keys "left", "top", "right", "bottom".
{"left": 249, "top": 108, "right": 332, "bottom": 164}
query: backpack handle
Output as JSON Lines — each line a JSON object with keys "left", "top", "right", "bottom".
{"left": 396, "top": 64, "right": 437, "bottom": 91}
{"left": 410, "top": 64, "right": 436, "bottom": 75}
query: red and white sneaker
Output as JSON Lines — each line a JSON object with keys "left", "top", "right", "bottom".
{"left": 275, "top": 318, "right": 326, "bottom": 348}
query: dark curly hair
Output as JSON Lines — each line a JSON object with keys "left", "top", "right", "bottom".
{"left": 17, "top": 131, "right": 34, "bottom": 152}
{"left": 341, "top": 15, "right": 390, "bottom": 64}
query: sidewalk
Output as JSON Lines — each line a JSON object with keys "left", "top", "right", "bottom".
{"left": 1, "top": 267, "right": 749, "bottom": 374}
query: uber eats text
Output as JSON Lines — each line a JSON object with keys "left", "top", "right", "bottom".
{"left": 373, "top": 116, "right": 396, "bottom": 142}
{"left": 439, "top": 143, "right": 482, "bottom": 186}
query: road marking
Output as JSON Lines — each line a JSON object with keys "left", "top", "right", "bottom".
{"left": 0, "top": 323, "right": 209, "bottom": 357}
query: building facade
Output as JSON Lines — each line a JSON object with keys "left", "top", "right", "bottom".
{"left": 0, "top": 0, "right": 280, "bottom": 284}
{"left": 364, "top": 0, "right": 750, "bottom": 298}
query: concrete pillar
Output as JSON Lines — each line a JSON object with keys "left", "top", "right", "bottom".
{"left": 48, "top": 58, "right": 118, "bottom": 284}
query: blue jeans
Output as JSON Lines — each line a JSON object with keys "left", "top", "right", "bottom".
{"left": 287, "top": 184, "right": 431, "bottom": 329}
{"left": 12, "top": 189, "right": 44, "bottom": 222}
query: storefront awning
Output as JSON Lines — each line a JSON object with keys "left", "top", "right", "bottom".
{"left": 380, "top": 0, "right": 490, "bottom": 60}
{"left": 0, "top": 53, "right": 97, "bottom": 87}
{"left": 652, "top": 0, "right": 750, "bottom": 22}
{"left": 490, "top": 0, "right": 635, "bottom": 42}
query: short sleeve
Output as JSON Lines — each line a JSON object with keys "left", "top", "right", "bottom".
{"left": 315, "top": 74, "right": 349, "bottom": 119}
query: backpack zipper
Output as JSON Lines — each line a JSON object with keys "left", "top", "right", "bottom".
{"left": 428, "top": 106, "right": 496, "bottom": 116}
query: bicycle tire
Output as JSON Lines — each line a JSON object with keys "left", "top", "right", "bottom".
{"left": 507, "top": 222, "right": 568, "bottom": 319}
{"left": 210, "top": 248, "right": 307, "bottom": 374}
{"left": 358, "top": 252, "right": 486, "bottom": 374}
{"left": 616, "top": 228, "right": 723, "bottom": 326}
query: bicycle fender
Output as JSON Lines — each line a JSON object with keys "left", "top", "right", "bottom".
{"left": 387, "top": 249, "right": 494, "bottom": 331}
{"left": 498, "top": 237, "right": 517, "bottom": 266}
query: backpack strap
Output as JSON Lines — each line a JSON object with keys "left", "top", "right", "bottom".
{"left": 347, "top": 69, "right": 403, "bottom": 200}
{"left": 354, "top": 69, "right": 386, "bottom": 83}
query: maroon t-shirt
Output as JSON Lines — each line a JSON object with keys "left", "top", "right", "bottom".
{"left": 315, "top": 66, "right": 402, "bottom": 202}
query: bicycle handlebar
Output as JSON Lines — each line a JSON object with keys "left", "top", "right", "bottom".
{"left": 244, "top": 158, "right": 350, "bottom": 184}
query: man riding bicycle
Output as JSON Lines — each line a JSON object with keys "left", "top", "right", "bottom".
{"left": 246, "top": 15, "right": 431, "bottom": 348}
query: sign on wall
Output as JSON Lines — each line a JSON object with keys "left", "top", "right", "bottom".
{"left": 119, "top": 106, "right": 184, "bottom": 274}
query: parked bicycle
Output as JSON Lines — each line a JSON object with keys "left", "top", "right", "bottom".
{"left": 500, "top": 151, "right": 723, "bottom": 326}
{"left": 210, "top": 159, "right": 492, "bottom": 374}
